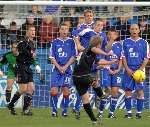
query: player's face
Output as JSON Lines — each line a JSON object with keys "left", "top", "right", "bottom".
{"left": 59, "top": 25, "right": 69, "bottom": 38}
{"left": 107, "top": 31, "right": 118, "bottom": 41}
{"left": 130, "top": 24, "right": 140, "bottom": 37}
{"left": 84, "top": 12, "right": 94, "bottom": 24}
{"left": 27, "top": 27, "right": 36, "bottom": 38}
{"left": 32, "top": 5, "right": 38, "bottom": 14}
{"left": 94, "top": 21, "right": 103, "bottom": 32}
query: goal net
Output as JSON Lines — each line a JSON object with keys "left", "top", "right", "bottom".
{"left": 0, "top": 1, "right": 150, "bottom": 109}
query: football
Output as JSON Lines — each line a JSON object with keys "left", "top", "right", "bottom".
{"left": 132, "top": 70, "right": 146, "bottom": 83}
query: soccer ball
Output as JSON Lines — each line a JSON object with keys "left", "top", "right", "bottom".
{"left": 132, "top": 70, "right": 146, "bottom": 83}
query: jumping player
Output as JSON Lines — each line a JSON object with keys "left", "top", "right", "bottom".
{"left": 72, "top": 35, "right": 117, "bottom": 123}
{"left": 72, "top": 19, "right": 108, "bottom": 119}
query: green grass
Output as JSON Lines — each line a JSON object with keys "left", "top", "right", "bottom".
{"left": 0, "top": 108, "right": 150, "bottom": 127}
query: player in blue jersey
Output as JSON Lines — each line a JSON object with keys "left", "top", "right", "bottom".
{"left": 79, "top": 9, "right": 95, "bottom": 29}
{"left": 73, "top": 19, "right": 107, "bottom": 52}
{"left": 72, "top": 9, "right": 95, "bottom": 52}
{"left": 122, "top": 24, "right": 149, "bottom": 119}
{"left": 98, "top": 28, "right": 122, "bottom": 119}
{"left": 49, "top": 23, "right": 76, "bottom": 117}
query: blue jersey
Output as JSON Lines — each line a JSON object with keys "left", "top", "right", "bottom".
{"left": 79, "top": 22, "right": 94, "bottom": 29}
{"left": 106, "top": 41, "right": 122, "bottom": 69}
{"left": 99, "top": 32, "right": 107, "bottom": 51}
{"left": 72, "top": 28, "right": 96, "bottom": 48}
{"left": 96, "top": 31, "right": 108, "bottom": 60}
{"left": 72, "top": 27, "right": 107, "bottom": 49}
{"left": 122, "top": 38, "right": 149, "bottom": 69}
{"left": 50, "top": 38, "right": 76, "bottom": 66}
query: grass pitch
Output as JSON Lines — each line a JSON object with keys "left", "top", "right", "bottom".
{"left": 0, "top": 108, "right": 150, "bottom": 127}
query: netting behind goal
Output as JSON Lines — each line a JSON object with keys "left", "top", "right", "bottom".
{"left": 0, "top": 2, "right": 150, "bottom": 109}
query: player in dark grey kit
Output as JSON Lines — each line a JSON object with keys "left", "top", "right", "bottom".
{"left": 7, "top": 25, "right": 41, "bottom": 115}
{"left": 72, "top": 35, "right": 117, "bottom": 124}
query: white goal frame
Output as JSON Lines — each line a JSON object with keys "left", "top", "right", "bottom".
{"left": 0, "top": 1, "right": 150, "bottom": 6}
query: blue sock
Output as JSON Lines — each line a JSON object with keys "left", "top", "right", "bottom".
{"left": 110, "top": 96, "right": 118, "bottom": 114}
{"left": 125, "top": 96, "right": 132, "bottom": 113}
{"left": 75, "top": 93, "right": 82, "bottom": 112}
{"left": 99, "top": 99, "right": 107, "bottom": 113}
{"left": 137, "top": 98, "right": 144, "bottom": 114}
{"left": 62, "top": 95, "right": 69, "bottom": 113}
{"left": 51, "top": 95, "right": 58, "bottom": 113}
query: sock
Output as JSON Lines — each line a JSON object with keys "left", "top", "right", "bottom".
{"left": 83, "top": 103, "right": 97, "bottom": 121}
{"left": 9, "top": 92, "right": 21, "bottom": 107}
{"left": 110, "top": 96, "right": 118, "bottom": 114}
{"left": 23, "top": 93, "right": 32, "bottom": 111}
{"left": 74, "top": 93, "right": 82, "bottom": 112}
{"left": 99, "top": 99, "right": 107, "bottom": 113}
{"left": 6, "top": 89, "right": 12, "bottom": 103}
{"left": 62, "top": 95, "right": 69, "bottom": 114}
{"left": 136, "top": 98, "right": 144, "bottom": 114}
{"left": 51, "top": 94, "right": 58, "bottom": 113}
{"left": 93, "top": 87, "right": 103, "bottom": 98}
{"left": 125, "top": 96, "right": 132, "bottom": 114}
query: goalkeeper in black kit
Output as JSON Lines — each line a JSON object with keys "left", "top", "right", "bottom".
{"left": 7, "top": 25, "right": 41, "bottom": 115}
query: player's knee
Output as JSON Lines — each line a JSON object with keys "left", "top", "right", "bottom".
{"left": 111, "top": 88, "right": 119, "bottom": 96}
{"left": 137, "top": 90, "right": 144, "bottom": 99}
{"left": 63, "top": 91, "right": 70, "bottom": 97}
{"left": 51, "top": 92, "right": 57, "bottom": 96}
{"left": 125, "top": 89, "right": 132, "bottom": 97}
{"left": 19, "top": 87, "right": 27, "bottom": 94}
{"left": 63, "top": 94, "right": 69, "bottom": 98}
{"left": 50, "top": 89, "right": 58, "bottom": 96}
{"left": 62, "top": 87, "right": 69, "bottom": 94}
{"left": 82, "top": 93, "right": 89, "bottom": 104}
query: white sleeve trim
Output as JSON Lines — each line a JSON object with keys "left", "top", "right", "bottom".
{"left": 78, "top": 28, "right": 94, "bottom": 36}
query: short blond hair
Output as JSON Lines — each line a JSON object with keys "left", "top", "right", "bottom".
{"left": 89, "top": 35, "right": 102, "bottom": 48}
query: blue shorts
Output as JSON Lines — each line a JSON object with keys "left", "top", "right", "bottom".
{"left": 100, "top": 68, "right": 121, "bottom": 88}
{"left": 51, "top": 66, "right": 72, "bottom": 88}
{"left": 122, "top": 70, "right": 144, "bottom": 91}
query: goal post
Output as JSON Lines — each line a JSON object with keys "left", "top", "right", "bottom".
{"left": 0, "top": 1, "right": 150, "bottom": 6}
{"left": 0, "top": 1, "right": 150, "bottom": 110}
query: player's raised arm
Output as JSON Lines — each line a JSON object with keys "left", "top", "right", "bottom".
{"left": 73, "top": 36, "right": 85, "bottom": 52}
{"left": 89, "top": 35, "right": 112, "bottom": 56}
{"left": 97, "top": 59, "right": 117, "bottom": 66}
